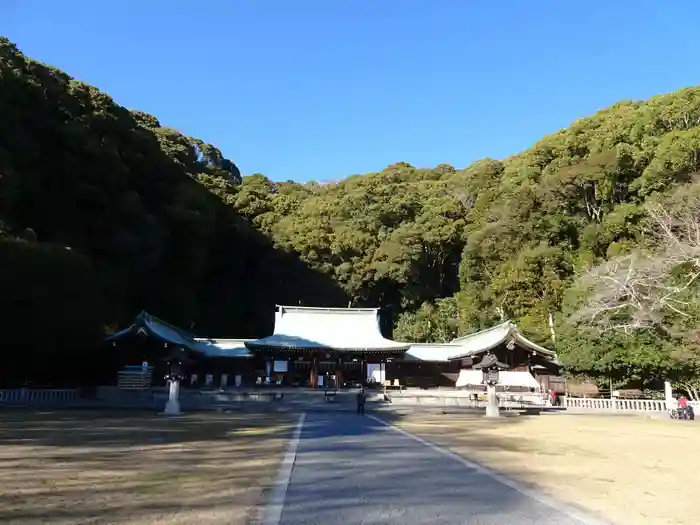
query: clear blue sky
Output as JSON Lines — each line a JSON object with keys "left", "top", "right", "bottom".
{"left": 5, "top": 1, "right": 700, "bottom": 182}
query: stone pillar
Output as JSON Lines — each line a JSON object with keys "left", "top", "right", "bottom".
{"left": 163, "top": 379, "right": 181, "bottom": 416}
{"left": 485, "top": 384, "right": 500, "bottom": 418}
{"left": 665, "top": 380, "right": 674, "bottom": 410}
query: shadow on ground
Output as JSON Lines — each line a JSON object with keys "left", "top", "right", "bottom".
{"left": 0, "top": 409, "right": 296, "bottom": 525}
{"left": 0, "top": 407, "right": 615, "bottom": 525}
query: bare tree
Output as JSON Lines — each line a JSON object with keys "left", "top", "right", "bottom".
{"left": 451, "top": 189, "right": 475, "bottom": 212}
{"left": 573, "top": 195, "right": 700, "bottom": 336}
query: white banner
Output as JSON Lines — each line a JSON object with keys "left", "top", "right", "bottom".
{"left": 273, "top": 360, "right": 288, "bottom": 373}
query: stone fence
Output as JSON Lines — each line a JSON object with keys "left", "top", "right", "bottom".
{"left": 563, "top": 396, "right": 700, "bottom": 413}
{"left": 0, "top": 388, "right": 79, "bottom": 406}
{"left": 0, "top": 387, "right": 285, "bottom": 410}
{"left": 1, "top": 387, "right": 698, "bottom": 415}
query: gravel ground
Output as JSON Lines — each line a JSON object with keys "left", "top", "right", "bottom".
{"left": 393, "top": 412, "right": 700, "bottom": 525}
{"left": 0, "top": 410, "right": 293, "bottom": 525}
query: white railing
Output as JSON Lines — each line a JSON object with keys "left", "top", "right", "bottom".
{"left": 0, "top": 388, "right": 79, "bottom": 405}
{"left": 563, "top": 396, "right": 667, "bottom": 412}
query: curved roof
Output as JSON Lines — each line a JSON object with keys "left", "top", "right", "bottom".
{"left": 105, "top": 311, "right": 200, "bottom": 350}
{"left": 401, "top": 322, "right": 557, "bottom": 363}
{"left": 105, "top": 312, "right": 253, "bottom": 357}
{"left": 404, "top": 343, "right": 464, "bottom": 362}
{"left": 448, "top": 321, "right": 555, "bottom": 360}
{"left": 193, "top": 338, "right": 254, "bottom": 358}
{"left": 245, "top": 305, "right": 410, "bottom": 352}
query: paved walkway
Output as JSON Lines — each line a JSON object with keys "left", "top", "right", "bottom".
{"left": 271, "top": 412, "right": 606, "bottom": 525}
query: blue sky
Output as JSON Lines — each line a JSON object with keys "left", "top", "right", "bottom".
{"left": 5, "top": 1, "right": 700, "bottom": 182}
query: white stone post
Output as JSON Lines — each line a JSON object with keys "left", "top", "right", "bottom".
{"left": 163, "top": 379, "right": 182, "bottom": 416}
{"left": 665, "top": 381, "right": 675, "bottom": 411}
{"left": 485, "top": 384, "right": 500, "bottom": 418}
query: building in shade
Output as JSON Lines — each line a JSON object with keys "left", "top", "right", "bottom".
{"left": 104, "top": 306, "right": 563, "bottom": 392}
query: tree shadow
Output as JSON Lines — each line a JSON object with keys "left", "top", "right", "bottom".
{"left": 0, "top": 408, "right": 610, "bottom": 524}
{"left": 0, "top": 409, "right": 296, "bottom": 524}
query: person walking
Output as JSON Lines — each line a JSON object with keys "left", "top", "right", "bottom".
{"left": 357, "top": 388, "right": 366, "bottom": 415}
{"left": 677, "top": 394, "right": 690, "bottom": 419}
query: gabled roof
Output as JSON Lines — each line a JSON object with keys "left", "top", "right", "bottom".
{"left": 400, "top": 322, "right": 557, "bottom": 363}
{"left": 245, "top": 305, "right": 410, "bottom": 352}
{"left": 105, "top": 311, "right": 201, "bottom": 351}
{"left": 448, "top": 321, "right": 555, "bottom": 360}
{"left": 404, "top": 343, "right": 464, "bottom": 362}
{"left": 193, "top": 338, "right": 253, "bottom": 358}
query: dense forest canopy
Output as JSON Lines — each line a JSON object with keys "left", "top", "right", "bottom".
{"left": 2, "top": 37, "right": 699, "bottom": 392}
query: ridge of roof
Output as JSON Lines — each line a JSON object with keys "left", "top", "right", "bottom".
{"left": 194, "top": 337, "right": 255, "bottom": 343}
{"left": 450, "top": 321, "right": 513, "bottom": 343}
{"left": 407, "top": 342, "right": 463, "bottom": 346}
{"left": 137, "top": 311, "right": 196, "bottom": 341}
{"left": 277, "top": 305, "right": 380, "bottom": 314}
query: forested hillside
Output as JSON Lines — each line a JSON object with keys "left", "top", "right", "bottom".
{"left": 0, "top": 38, "right": 345, "bottom": 385}
{"left": 230, "top": 91, "right": 700, "bottom": 390}
{"left": 2, "top": 37, "right": 699, "bottom": 390}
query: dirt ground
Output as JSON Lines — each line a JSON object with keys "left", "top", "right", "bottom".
{"left": 0, "top": 410, "right": 294, "bottom": 525}
{"left": 394, "top": 411, "right": 700, "bottom": 525}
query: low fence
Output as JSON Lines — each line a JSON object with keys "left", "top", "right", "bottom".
{"left": 0, "top": 388, "right": 80, "bottom": 406}
{"left": 563, "top": 396, "right": 700, "bottom": 413}
{"left": 1, "top": 387, "right": 697, "bottom": 414}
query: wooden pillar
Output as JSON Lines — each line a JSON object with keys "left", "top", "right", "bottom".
{"left": 335, "top": 356, "right": 344, "bottom": 389}
{"left": 310, "top": 358, "right": 318, "bottom": 388}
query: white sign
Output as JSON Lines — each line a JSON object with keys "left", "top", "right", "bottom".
{"left": 205, "top": 374, "right": 213, "bottom": 386}
{"left": 220, "top": 374, "right": 228, "bottom": 389}
{"left": 273, "top": 360, "right": 288, "bottom": 373}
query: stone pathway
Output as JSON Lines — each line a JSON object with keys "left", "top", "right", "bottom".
{"left": 269, "top": 412, "right": 607, "bottom": 525}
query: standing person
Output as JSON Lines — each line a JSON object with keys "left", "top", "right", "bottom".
{"left": 357, "top": 388, "right": 366, "bottom": 415}
{"left": 549, "top": 389, "right": 559, "bottom": 406}
{"left": 678, "top": 394, "right": 689, "bottom": 419}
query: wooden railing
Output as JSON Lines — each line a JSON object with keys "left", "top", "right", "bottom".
{"left": 563, "top": 396, "right": 667, "bottom": 412}
{"left": 0, "top": 388, "right": 79, "bottom": 405}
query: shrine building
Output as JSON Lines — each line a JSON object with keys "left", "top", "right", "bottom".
{"left": 105, "top": 305, "right": 562, "bottom": 392}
